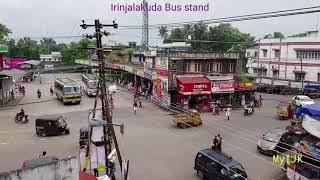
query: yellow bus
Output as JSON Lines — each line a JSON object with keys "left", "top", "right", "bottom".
{"left": 54, "top": 78, "right": 82, "bottom": 105}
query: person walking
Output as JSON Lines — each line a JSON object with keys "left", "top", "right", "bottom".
{"left": 133, "top": 101, "right": 138, "bottom": 115}
{"left": 212, "top": 136, "right": 219, "bottom": 150}
{"left": 138, "top": 97, "right": 142, "bottom": 108}
{"left": 226, "top": 106, "right": 231, "bottom": 120}
{"left": 217, "top": 134, "right": 222, "bottom": 152}
{"left": 21, "top": 86, "right": 25, "bottom": 96}
{"left": 50, "top": 86, "right": 54, "bottom": 96}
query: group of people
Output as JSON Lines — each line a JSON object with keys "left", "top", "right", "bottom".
{"left": 212, "top": 134, "right": 223, "bottom": 151}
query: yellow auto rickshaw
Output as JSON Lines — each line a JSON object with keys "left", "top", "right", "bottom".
{"left": 173, "top": 109, "right": 202, "bottom": 128}
{"left": 276, "top": 101, "right": 294, "bottom": 120}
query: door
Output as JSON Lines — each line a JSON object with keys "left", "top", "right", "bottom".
{"left": 206, "top": 160, "right": 218, "bottom": 180}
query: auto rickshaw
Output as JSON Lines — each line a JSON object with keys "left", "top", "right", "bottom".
{"left": 35, "top": 115, "right": 70, "bottom": 137}
{"left": 276, "top": 101, "right": 294, "bottom": 120}
{"left": 173, "top": 109, "right": 202, "bottom": 128}
{"left": 79, "top": 127, "right": 89, "bottom": 149}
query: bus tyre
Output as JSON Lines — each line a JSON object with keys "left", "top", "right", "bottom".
{"left": 197, "top": 170, "right": 205, "bottom": 179}
{"left": 65, "top": 129, "right": 70, "bottom": 135}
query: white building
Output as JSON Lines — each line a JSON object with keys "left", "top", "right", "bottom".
{"left": 246, "top": 31, "right": 320, "bottom": 88}
{"left": 40, "top": 52, "right": 62, "bottom": 62}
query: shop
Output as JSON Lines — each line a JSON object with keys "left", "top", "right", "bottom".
{"left": 152, "top": 69, "right": 170, "bottom": 108}
{"left": 207, "top": 76, "right": 234, "bottom": 108}
{"left": 144, "top": 68, "right": 156, "bottom": 96}
{"left": 177, "top": 76, "right": 212, "bottom": 112}
{"left": 233, "top": 82, "right": 256, "bottom": 108}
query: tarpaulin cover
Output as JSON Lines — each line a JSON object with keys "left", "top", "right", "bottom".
{"left": 295, "top": 104, "right": 320, "bottom": 119}
{"left": 305, "top": 84, "right": 320, "bottom": 90}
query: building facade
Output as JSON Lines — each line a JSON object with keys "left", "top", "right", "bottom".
{"left": 246, "top": 31, "right": 320, "bottom": 88}
{"left": 40, "top": 52, "right": 62, "bottom": 62}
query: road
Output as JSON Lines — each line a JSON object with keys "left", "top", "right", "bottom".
{"left": 0, "top": 73, "right": 308, "bottom": 180}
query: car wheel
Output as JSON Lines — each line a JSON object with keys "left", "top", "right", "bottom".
{"left": 65, "top": 129, "right": 70, "bottom": 135}
{"left": 41, "top": 132, "right": 46, "bottom": 137}
{"left": 197, "top": 170, "right": 205, "bottom": 179}
{"left": 180, "top": 123, "right": 187, "bottom": 129}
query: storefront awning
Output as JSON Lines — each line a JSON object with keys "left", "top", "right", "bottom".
{"left": 177, "top": 76, "right": 211, "bottom": 95}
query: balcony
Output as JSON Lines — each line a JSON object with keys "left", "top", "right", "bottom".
{"left": 159, "top": 52, "right": 240, "bottom": 59}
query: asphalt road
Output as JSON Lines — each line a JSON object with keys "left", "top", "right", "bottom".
{"left": 0, "top": 73, "right": 312, "bottom": 180}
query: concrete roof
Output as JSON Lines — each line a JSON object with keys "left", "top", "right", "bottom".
{"left": 0, "top": 69, "right": 27, "bottom": 82}
{"left": 17, "top": 60, "right": 41, "bottom": 66}
{"left": 158, "top": 42, "right": 191, "bottom": 48}
{"left": 206, "top": 75, "right": 234, "bottom": 81}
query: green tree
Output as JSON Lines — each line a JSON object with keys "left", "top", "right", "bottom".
{"left": 122, "top": 48, "right": 134, "bottom": 62}
{"left": 40, "top": 38, "right": 58, "bottom": 53}
{"left": 0, "top": 23, "right": 11, "bottom": 41}
{"left": 158, "top": 25, "right": 168, "bottom": 39}
{"left": 61, "top": 39, "right": 93, "bottom": 65}
{"left": 273, "top": 32, "right": 285, "bottom": 38}
{"left": 8, "top": 37, "right": 40, "bottom": 59}
{"left": 169, "top": 28, "right": 186, "bottom": 42}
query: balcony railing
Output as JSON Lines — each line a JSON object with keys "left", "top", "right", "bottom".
{"left": 159, "top": 52, "right": 240, "bottom": 59}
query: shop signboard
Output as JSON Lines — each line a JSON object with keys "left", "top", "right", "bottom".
{"left": 124, "top": 65, "right": 133, "bottom": 73}
{"left": 179, "top": 82, "right": 211, "bottom": 95}
{"left": 157, "top": 69, "right": 168, "bottom": 77}
{"left": 234, "top": 82, "right": 256, "bottom": 91}
{"left": 144, "top": 68, "right": 154, "bottom": 80}
{"left": 156, "top": 79, "right": 163, "bottom": 98}
{"left": 0, "top": 44, "right": 8, "bottom": 53}
{"left": 212, "top": 81, "right": 234, "bottom": 93}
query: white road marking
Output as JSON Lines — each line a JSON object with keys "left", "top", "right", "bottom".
{"left": 39, "top": 138, "right": 47, "bottom": 141}
{"left": 1, "top": 142, "right": 7, "bottom": 145}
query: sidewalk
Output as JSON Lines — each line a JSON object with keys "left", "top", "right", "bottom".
{"left": 0, "top": 95, "right": 24, "bottom": 110}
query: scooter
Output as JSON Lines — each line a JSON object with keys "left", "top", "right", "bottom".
{"left": 244, "top": 106, "right": 254, "bottom": 116}
{"left": 15, "top": 113, "right": 29, "bottom": 123}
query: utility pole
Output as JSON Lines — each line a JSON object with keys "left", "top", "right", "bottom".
{"left": 80, "top": 19, "right": 123, "bottom": 179}
{"left": 300, "top": 58, "right": 304, "bottom": 94}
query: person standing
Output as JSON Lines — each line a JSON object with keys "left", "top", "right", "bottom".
{"left": 217, "top": 134, "right": 222, "bottom": 152}
{"left": 21, "top": 86, "right": 25, "bottom": 96}
{"left": 226, "top": 106, "right": 231, "bottom": 120}
{"left": 212, "top": 136, "right": 219, "bottom": 150}
{"left": 50, "top": 86, "right": 54, "bottom": 96}
{"left": 138, "top": 97, "right": 142, "bottom": 108}
{"left": 133, "top": 101, "right": 138, "bottom": 115}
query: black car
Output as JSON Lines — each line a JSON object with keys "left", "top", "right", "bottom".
{"left": 194, "top": 149, "right": 248, "bottom": 180}
{"left": 257, "top": 127, "right": 306, "bottom": 155}
{"left": 35, "top": 115, "right": 70, "bottom": 137}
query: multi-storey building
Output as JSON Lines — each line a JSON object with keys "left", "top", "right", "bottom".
{"left": 246, "top": 31, "right": 320, "bottom": 88}
{"left": 40, "top": 52, "right": 62, "bottom": 62}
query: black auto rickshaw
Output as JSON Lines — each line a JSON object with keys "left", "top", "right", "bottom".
{"left": 35, "top": 115, "right": 70, "bottom": 136}
{"left": 79, "top": 127, "right": 89, "bottom": 148}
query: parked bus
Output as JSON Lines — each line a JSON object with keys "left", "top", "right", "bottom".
{"left": 82, "top": 74, "right": 99, "bottom": 97}
{"left": 54, "top": 78, "right": 82, "bottom": 105}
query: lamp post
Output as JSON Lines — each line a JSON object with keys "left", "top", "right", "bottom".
{"left": 300, "top": 58, "right": 304, "bottom": 94}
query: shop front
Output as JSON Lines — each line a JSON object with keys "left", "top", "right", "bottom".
{"left": 207, "top": 76, "right": 234, "bottom": 108}
{"left": 177, "top": 76, "right": 212, "bottom": 112}
{"left": 234, "top": 82, "right": 256, "bottom": 108}
{"left": 152, "top": 69, "right": 170, "bottom": 108}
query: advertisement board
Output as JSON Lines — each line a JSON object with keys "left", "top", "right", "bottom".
{"left": 178, "top": 81, "right": 211, "bottom": 95}
{"left": 0, "top": 44, "right": 8, "bottom": 53}
{"left": 212, "top": 81, "right": 234, "bottom": 93}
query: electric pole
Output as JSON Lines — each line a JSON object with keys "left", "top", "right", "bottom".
{"left": 80, "top": 19, "right": 123, "bottom": 179}
{"left": 300, "top": 58, "right": 304, "bottom": 94}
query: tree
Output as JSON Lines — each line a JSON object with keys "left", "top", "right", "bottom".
{"left": 289, "top": 33, "right": 307, "bottom": 37}
{"left": 168, "top": 28, "right": 186, "bottom": 42}
{"left": 190, "top": 22, "right": 208, "bottom": 51}
{"left": 0, "top": 23, "right": 11, "bottom": 42}
{"left": 7, "top": 37, "right": 40, "bottom": 59}
{"left": 158, "top": 25, "right": 168, "bottom": 39}
{"left": 273, "top": 32, "right": 285, "bottom": 38}
{"left": 123, "top": 48, "right": 134, "bottom": 62}
{"left": 61, "top": 39, "right": 94, "bottom": 65}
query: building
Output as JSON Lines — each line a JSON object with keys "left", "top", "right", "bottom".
{"left": 40, "top": 52, "right": 62, "bottom": 62}
{"left": 246, "top": 31, "right": 320, "bottom": 88}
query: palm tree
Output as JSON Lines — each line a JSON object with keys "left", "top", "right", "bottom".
{"left": 158, "top": 25, "right": 168, "bottom": 39}
{"left": 0, "top": 23, "right": 11, "bottom": 42}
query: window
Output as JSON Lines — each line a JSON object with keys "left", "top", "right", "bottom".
{"left": 246, "top": 52, "right": 250, "bottom": 57}
{"left": 262, "top": 50, "right": 267, "bottom": 57}
{"left": 296, "top": 51, "right": 320, "bottom": 60}
{"left": 184, "top": 62, "right": 191, "bottom": 72}
{"left": 254, "top": 52, "right": 258, "bottom": 57}
{"left": 194, "top": 63, "right": 201, "bottom": 72}
{"left": 272, "top": 70, "right": 278, "bottom": 78}
{"left": 253, "top": 68, "right": 258, "bottom": 74}
{"left": 274, "top": 49, "right": 280, "bottom": 58}
{"left": 229, "top": 63, "right": 236, "bottom": 73}
{"left": 208, "top": 62, "right": 215, "bottom": 72}
{"left": 295, "top": 73, "right": 305, "bottom": 81}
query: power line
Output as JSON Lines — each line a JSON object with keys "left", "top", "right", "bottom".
{"left": 118, "top": 7, "right": 320, "bottom": 29}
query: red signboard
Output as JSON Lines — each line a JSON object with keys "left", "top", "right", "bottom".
{"left": 157, "top": 69, "right": 168, "bottom": 77}
{"left": 212, "top": 81, "right": 234, "bottom": 93}
{"left": 156, "top": 79, "right": 162, "bottom": 98}
{"left": 178, "top": 82, "right": 211, "bottom": 95}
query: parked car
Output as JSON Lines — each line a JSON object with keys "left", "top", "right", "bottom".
{"left": 194, "top": 149, "right": 248, "bottom": 180}
{"left": 257, "top": 127, "right": 307, "bottom": 155}
{"left": 292, "top": 95, "right": 314, "bottom": 107}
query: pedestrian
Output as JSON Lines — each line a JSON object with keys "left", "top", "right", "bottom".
{"left": 217, "top": 134, "right": 222, "bottom": 152}
{"left": 226, "top": 106, "right": 231, "bottom": 120}
{"left": 11, "top": 89, "right": 15, "bottom": 100}
{"left": 22, "top": 86, "right": 25, "bottom": 96}
{"left": 138, "top": 97, "right": 142, "bottom": 108}
{"left": 50, "top": 86, "right": 54, "bottom": 96}
{"left": 212, "top": 136, "right": 219, "bottom": 150}
{"left": 133, "top": 101, "right": 138, "bottom": 115}
{"left": 259, "top": 95, "right": 262, "bottom": 107}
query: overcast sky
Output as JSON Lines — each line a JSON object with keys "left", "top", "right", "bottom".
{"left": 0, "top": 0, "right": 320, "bottom": 45}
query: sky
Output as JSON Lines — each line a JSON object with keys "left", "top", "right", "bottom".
{"left": 0, "top": 0, "right": 320, "bottom": 45}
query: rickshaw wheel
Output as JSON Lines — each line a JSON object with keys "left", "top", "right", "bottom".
{"left": 41, "top": 132, "right": 46, "bottom": 137}
{"left": 180, "top": 123, "right": 187, "bottom": 129}
{"left": 65, "top": 129, "right": 70, "bottom": 135}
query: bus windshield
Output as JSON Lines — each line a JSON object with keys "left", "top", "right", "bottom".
{"left": 64, "top": 86, "right": 81, "bottom": 94}
{"left": 87, "top": 81, "right": 98, "bottom": 89}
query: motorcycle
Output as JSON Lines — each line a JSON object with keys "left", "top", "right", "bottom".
{"left": 244, "top": 106, "right": 254, "bottom": 116}
{"left": 15, "top": 113, "right": 29, "bottom": 123}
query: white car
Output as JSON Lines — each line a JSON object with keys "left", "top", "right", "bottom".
{"left": 291, "top": 95, "right": 314, "bottom": 107}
